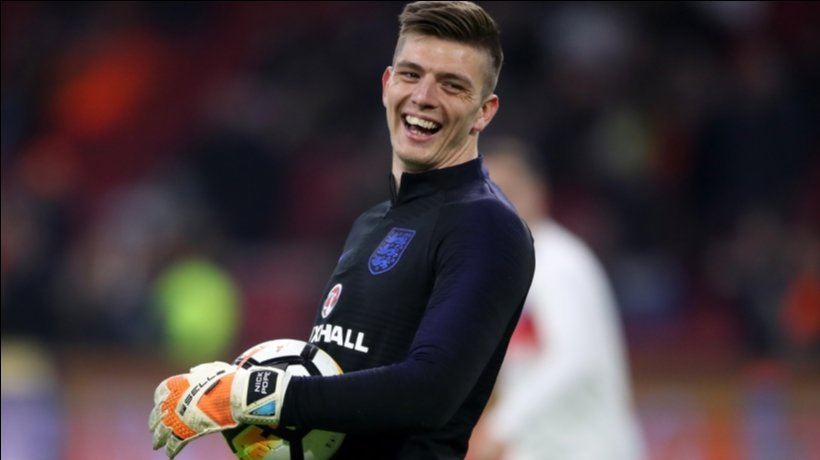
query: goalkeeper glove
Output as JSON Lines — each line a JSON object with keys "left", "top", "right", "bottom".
{"left": 148, "top": 361, "right": 294, "bottom": 459}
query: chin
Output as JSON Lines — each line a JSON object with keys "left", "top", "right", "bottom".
{"left": 396, "top": 150, "right": 434, "bottom": 171}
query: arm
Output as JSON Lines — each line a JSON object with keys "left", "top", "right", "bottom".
{"left": 281, "top": 202, "right": 535, "bottom": 433}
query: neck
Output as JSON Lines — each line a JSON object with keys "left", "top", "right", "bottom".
{"left": 391, "top": 151, "right": 479, "bottom": 191}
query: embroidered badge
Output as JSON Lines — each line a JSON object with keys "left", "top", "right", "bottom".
{"left": 369, "top": 228, "right": 416, "bottom": 275}
{"left": 321, "top": 283, "right": 343, "bottom": 318}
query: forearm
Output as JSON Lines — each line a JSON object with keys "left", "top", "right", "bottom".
{"left": 281, "top": 356, "right": 457, "bottom": 433}
{"left": 283, "top": 260, "right": 530, "bottom": 433}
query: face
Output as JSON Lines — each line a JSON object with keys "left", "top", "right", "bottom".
{"left": 382, "top": 34, "right": 499, "bottom": 177}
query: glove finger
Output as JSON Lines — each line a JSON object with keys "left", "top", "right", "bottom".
{"left": 148, "top": 401, "right": 164, "bottom": 431}
{"left": 189, "top": 361, "right": 233, "bottom": 374}
{"left": 153, "top": 377, "right": 172, "bottom": 404}
{"left": 152, "top": 421, "right": 170, "bottom": 450}
{"left": 149, "top": 379, "right": 170, "bottom": 430}
{"left": 149, "top": 379, "right": 173, "bottom": 432}
{"left": 165, "top": 433, "right": 187, "bottom": 459}
{"left": 148, "top": 411, "right": 158, "bottom": 432}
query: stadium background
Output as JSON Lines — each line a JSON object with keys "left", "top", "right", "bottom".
{"left": 1, "top": 2, "right": 818, "bottom": 459}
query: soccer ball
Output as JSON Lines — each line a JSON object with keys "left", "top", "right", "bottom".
{"left": 222, "top": 339, "right": 345, "bottom": 460}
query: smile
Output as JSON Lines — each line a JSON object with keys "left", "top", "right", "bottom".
{"left": 403, "top": 114, "right": 441, "bottom": 135}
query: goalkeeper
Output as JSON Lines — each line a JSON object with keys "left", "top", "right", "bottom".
{"left": 149, "top": 2, "right": 535, "bottom": 459}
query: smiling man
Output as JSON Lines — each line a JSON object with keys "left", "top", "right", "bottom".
{"left": 383, "top": 30, "right": 500, "bottom": 181}
{"left": 150, "top": 2, "right": 534, "bottom": 459}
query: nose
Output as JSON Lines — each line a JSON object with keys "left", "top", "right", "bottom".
{"left": 411, "top": 75, "right": 437, "bottom": 109}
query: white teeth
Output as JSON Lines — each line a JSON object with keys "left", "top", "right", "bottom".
{"left": 405, "top": 115, "right": 440, "bottom": 130}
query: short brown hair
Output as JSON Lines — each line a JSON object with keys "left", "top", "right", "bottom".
{"left": 396, "top": 1, "right": 503, "bottom": 98}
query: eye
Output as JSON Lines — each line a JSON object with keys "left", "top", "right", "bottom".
{"left": 398, "top": 71, "right": 420, "bottom": 80}
{"left": 442, "top": 81, "right": 465, "bottom": 93}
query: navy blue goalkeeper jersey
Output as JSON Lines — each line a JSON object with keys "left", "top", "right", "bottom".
{"left": 280, "top": 157, "right": 535, "bottom": 459}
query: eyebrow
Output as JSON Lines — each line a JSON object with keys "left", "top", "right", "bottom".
{"left": 395, "top": 60, "right": 475, "bottom": 89}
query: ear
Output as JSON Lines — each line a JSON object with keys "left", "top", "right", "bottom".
{"left": 382, "top": 66, "right": 393, "bottom": 108}
{"left": 470, "top": 94, "right": 500, "bottom": 135}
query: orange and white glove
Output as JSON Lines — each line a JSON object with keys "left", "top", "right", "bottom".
{"left": 149, "top": 361, "right": 293, "bottom": 458}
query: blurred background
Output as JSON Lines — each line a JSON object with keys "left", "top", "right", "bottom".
{"left": 1, "top": 1, "right": 818, "bottom": 459}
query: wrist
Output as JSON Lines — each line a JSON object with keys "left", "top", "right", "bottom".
{"left": 231, "top": 366, "right": 289, "bottom": 426}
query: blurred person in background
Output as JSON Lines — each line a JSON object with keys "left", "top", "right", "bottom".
{"left": 149, "top": 2, "right": 535, "bottom": 459}
{"left": 469, "top": 137, "right": 645, "bottom": 460}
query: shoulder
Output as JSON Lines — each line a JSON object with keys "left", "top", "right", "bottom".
{"left": 443, "top": 180, "right": 529, "bottom": 237}
{"left": 434, "top": 180, "right": 534, "bottom": 264}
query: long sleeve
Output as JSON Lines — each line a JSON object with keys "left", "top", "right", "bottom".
{"left": 282, "top": 198, "right": 535, "bottom": 433}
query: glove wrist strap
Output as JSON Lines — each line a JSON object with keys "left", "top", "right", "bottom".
{"left": 232, "top": 366, "right": 287, "bottom": 425}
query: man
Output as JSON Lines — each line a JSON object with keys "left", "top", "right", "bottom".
{"left": 150, "top": 2, "right": 535, "bottom": 459}
{"left": 470, "top": 137, "right": 645, "bottom": 460}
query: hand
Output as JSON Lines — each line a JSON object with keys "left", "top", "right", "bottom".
{"left": 149, "top": 362, "right": 293, "bottom": 458}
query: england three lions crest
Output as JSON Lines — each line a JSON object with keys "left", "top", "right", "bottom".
{"left": 369, "top": 228, "right": 416, "bottom": 275}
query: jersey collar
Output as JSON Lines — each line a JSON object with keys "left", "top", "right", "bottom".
{"left": 389, "top": 157, "right": 487, "bottom": 206}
